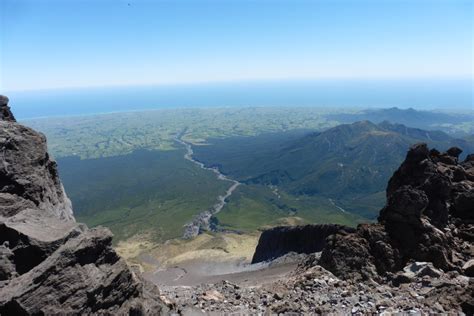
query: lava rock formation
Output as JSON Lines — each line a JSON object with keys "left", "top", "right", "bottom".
{"left": 251, "top": 224, "right": 355, "bottom": 264}
{"left": 319, "top": 143, "right": 473, "bottom": 282}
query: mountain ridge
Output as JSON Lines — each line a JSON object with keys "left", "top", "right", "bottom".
{"left": 193, "top": 120, "right": 474, "bottom": 218}
{"left": 327, "top": 107, "right": 474, "bottom": 136}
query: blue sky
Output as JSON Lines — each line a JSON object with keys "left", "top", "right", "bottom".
{"left": 0, "top": 0, "right": 472, "bottom": 92}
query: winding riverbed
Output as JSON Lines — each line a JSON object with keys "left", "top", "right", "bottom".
{"left": 175, "top": 136, "right": 240, "bottom": 238}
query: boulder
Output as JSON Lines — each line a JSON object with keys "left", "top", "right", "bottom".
{"left": 446, "top": 147, "right": 462, "bottom": 158}
{"left": 462, "top": 259, "right": 474, "bottom": 277}
{"left": 0, "top": 95, "right": 15, "bottom": 122}
{"left": 402, "top": 262, "right": 443, "bottom": 278}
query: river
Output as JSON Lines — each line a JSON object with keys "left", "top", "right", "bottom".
{"left": 175, "top": 136, "right": 240, "bottom": 238}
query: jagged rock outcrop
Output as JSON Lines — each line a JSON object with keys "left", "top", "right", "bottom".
{"left": 0, "top": 114, "right": 73, "bottom": 221}
{"left": 0, "top": 96, "right": 167, "bottom": 315}
{"left": 319, "top": 143, "right": 474, "bottom": 282}
{"left": 251, "top": 224, "right": 355, "bottom": 264}
{"left": 0, "top": 96, "right": 15, "bottom": 122}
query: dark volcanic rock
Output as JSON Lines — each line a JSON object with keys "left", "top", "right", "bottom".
{"left": 319, "top": 223, "right": 401, "bottom": 281}
{"left": 0, "top": 96, "right": 167, "bottom": 315}
{"left": 0, "top": 211, "right": 81, "bottom": 279}
{"left": 252, "top": 224, "right": 355, "bottom": 264}
{"left": 319, "top": 143, "right": 474, "bottom": 281}
{"left": 0, "top": 114, "right": 73, "bottom": 220}
{"left": 0, "top": 227, "right": 163, "bottom": 315}
{"left": 0, "top": 95, "right": 15, "bottom": 122}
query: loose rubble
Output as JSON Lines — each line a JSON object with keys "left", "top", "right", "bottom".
{"left": 159, "top": 259, "right": 472, "bottom": 314}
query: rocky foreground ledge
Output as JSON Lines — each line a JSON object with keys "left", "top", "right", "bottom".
{"left": 0, "top": 96, "right": 168, "bottom": 315}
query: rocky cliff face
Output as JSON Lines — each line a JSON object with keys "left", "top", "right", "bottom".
{"left": 251, "top": 224, "right": 355, "bottom": 264}
{"left": 0, "top": 97, "right": 73, "bottom": 221}
{"left": 0, "top": 96, "right": 167, "bottom": 315}
{"left": 318, "top": 143, "right": 473, "bottom": 282}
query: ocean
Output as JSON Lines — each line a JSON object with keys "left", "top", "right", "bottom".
{"left": 4, "top": 79, "right": 473, "bottom": 119}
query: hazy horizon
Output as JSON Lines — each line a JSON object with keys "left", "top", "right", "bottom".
{"left": 6, "top": 78, "right": 472, "bottom": 119}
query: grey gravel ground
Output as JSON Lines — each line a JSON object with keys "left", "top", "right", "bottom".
{"left": 157, "top": 255, "right": 472, "bottom": 315}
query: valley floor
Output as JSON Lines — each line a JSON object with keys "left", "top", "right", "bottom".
{"left": 148, "top": 258, "right": 297, "bottom": 287}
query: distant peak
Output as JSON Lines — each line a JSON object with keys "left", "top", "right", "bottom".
{"left": 351, "top": 120, "right": 378, "bottom": 127}
{"left": 358, "top": 120, "right": 375, "bottom": 124}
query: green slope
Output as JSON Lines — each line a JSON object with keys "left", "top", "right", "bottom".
{"left": 194, "top": 121, "right": 474, "bottom": 219}
{"left": 216, "top": 184, "right": 362, "bottom": 232}
{"left": 58, "top": 148, "right": 230, "bottom": 243}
